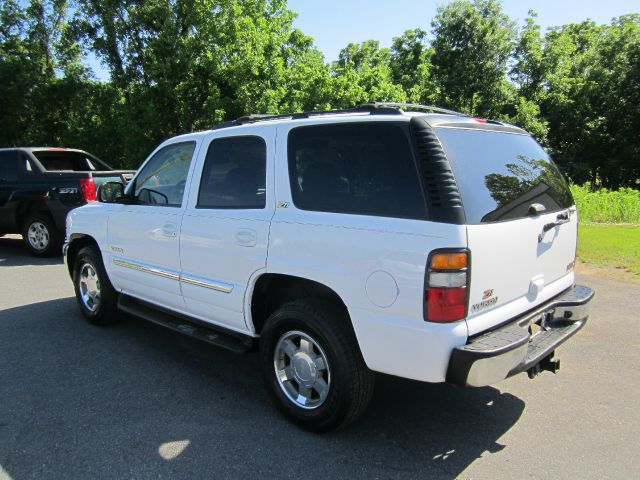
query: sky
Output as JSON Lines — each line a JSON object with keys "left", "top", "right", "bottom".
{"left": 87, "top": 0, "right": 639, "bottom": 80}
{"left": 287, "top": 0, "right": 639, "bottom": 62}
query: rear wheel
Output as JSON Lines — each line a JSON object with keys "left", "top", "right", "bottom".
{"left": 259, "top": 300, "right": 374, "bottom": 432}
{"left": 73, "top": 246, "right": 121, "bottom": 325}
{"left": 22, "top": 213, "right": 61, "bottom": 257}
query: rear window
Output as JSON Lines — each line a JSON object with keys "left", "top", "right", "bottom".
{"left": 435, "top": 129, "right": 573, "bottom": 223}
{"left": 287, "top": 122, "right": 426, "bottom": 219}
{"left": 32, "top": 151, "right": 99, "bottom": 171}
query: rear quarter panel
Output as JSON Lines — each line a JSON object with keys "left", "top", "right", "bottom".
{"left": 267, "top": 120, "right": 470, "bottom": 382}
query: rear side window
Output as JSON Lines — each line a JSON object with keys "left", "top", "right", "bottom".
{"left": 287, "top": 122, "right": 426, "bottom": 219}
{"left": 435, "top": 129, "right": 573, "bottom": 223}
{"left": 197, "top": 136, "right": 266, "bottom": 209}
{"left": 0, "top": 152, "right": 16, "bottom": 179}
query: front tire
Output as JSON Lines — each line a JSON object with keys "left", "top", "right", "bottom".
{"left": 22, "top": 213, "right": 61, "bottom": 257}
{"left": 73, "top": 246, "right": 120, "bottom": 325}
{"left": 259, "top": 300, "right": 374, "bottom": 432}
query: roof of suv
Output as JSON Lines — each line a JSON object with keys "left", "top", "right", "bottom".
{"left": 205, "top": 103, "right": 528, "bottom": 136}
{"left": 0, "top": 147, "right": 92, "bottom": 153}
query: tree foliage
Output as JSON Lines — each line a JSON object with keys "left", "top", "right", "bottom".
{"left": 0, "top": 0, "right": 638, "bottom": 186}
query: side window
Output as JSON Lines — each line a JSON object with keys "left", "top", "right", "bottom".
{"left": 134, "top": 142, "right": 196, "bottom": 207}
{"left": 197, "top": 136, "right": 266, "bottom": 209}
{"left": 21, "top": 155, "right": 34, "bottom": 175}
{"left": 0, "top": 152, "right": 11, "bottom": 179}
{"left": 287, "top": 123, "right": 427, "bottom": 219}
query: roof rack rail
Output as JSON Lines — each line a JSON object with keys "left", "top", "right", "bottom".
{"left": 212, "top": 105, "right": 401, "bottom": 130}
{"left": 211, "top": 102, "right": 466, "bottom": 130}
{"left": 360, "top": 102, "right": 469, "bottom": 117}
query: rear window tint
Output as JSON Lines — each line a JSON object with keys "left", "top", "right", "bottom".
{"left": 435, "top": 129, "right": 573, "bottom": 223}
{"left": 33, "top": 151, "right": 97, "bottom": 171}
{"left": 287, "top": 122, "right": 426, "bottom": 219}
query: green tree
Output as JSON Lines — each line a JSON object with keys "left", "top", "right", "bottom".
{"left": 389, "top": 29, "right": 435, "bottom": 103}
{"left": 540, "top": 21, "right": 604, "bottom": 183}
{"left": 508, "top": 11, "right": 548, "bottom": 141}
{"left": 580, "top": 15, "right": 640, "bottom": 187}
{"left": 0, "top": 0, "right": 32, "bottom": 146}
{"left": 430, "top": 0, "right": 516, "bottom": 116}
{"left": 330, "top": 40, "right": 405, "bottom": 108}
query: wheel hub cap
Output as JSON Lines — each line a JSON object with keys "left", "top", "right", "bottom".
{"left": 274, "top": 330, "right": 331, "bottom": 409}
{"left": 292, "top": 352, "right": 317, "bottom": 384}
{"left": 79, "top": 263, "right": 101, "bottom": 312}
{"left": 27, "top": 222, "right": 49, "bottom": 250}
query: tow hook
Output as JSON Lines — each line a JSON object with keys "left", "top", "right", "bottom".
{"left": 527, "top": 354, "right": 561, "bottom": 379}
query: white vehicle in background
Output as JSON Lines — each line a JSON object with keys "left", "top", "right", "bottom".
{"left": 64, "top": 103, "right": 594, "bottom": 432}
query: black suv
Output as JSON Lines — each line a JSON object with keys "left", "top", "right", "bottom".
{"left": 0, "top": 147, "right": 133, "bottom": 256}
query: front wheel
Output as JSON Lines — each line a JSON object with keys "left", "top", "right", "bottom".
{"left": 259, "top": 300, "right": 374, "bottom": 432}
{"left": 73, "top": 246, "right": 121, "bottom": 325}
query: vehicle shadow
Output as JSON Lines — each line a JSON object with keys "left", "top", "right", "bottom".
{"left": 0, "top": 298, "right": 524, "bottom": 479}
{"left": 0, "top": 236, "right": 63, "bottom": 267}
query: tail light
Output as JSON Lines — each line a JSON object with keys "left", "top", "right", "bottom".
{"left": 79, "top": 178, "right": 97, "bottom": 202}
{"left": 425, "top": 250, "right": 469, "bottom": 322}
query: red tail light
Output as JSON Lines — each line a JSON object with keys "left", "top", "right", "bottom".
{"left": 425, "top": 250, "right": 469, "bottom": 323}
{"left": 79, "top": 178, "right": 96, "bottom": 202}
{"left": 427, "top": 288, "right": 466, "bottom": 322}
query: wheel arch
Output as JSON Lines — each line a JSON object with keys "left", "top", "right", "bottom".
{"left": 17, "top": 200, "right": 50, "bottom": 227}
{"left": 65, "top": 234, "right": 100, "bottom": 277}
{"left": 249, "top": 273, "right": 352, "bottom": 336}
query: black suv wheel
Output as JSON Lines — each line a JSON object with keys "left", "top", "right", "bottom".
{"left": 259, "top": 300, "right": 374, "bottom": 432}
{"left": 22, "top": 213, "right": 61, "bottom": 257}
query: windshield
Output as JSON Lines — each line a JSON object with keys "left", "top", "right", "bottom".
{"left": 435, "top": 128, "right": 573, "bottom": 223}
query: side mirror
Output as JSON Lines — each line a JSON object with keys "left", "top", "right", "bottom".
{"left": 97, "top": 181, "right": 125, "bottom": 203}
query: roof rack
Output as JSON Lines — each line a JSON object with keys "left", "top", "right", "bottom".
{"left": 361, "top": 102, "right": 469, "bottom": 117}
{"left": 211, "top": 102, "right": 466, "bottom": 130}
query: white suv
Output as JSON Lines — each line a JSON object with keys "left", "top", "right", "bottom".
{"left": 64, "top": 103, "right": 594, "bottom": 432}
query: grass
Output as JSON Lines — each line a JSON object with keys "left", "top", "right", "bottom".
{"left": 571, "top": 184, "right": 640, "bottom": 223}
{"left": 578, "top": 224, "right": 640, "bottom": 278}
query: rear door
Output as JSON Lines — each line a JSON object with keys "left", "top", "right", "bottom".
{"left": 435, "top": 128, "right": 577, "bottom": 335}
{"left": 179, "top": 128, "right": 274, "bottom": 333}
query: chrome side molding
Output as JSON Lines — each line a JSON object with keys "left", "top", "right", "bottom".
{"left": 112, "top": 257, "right": 233, "bottom": 293}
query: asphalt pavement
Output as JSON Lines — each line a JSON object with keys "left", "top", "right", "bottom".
{"left": 1, "top": 235, "right": 638, "bottom": 479}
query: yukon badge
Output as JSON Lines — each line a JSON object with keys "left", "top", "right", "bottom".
{"left": 472, "top": 289, "right": 498, "bottom": 312}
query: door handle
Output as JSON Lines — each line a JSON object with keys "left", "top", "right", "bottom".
{"left": 235, "top": 229, "right": 257, "bottom": 247}
{"left": 162, "top": 224, "right": 177, "bottom": 237}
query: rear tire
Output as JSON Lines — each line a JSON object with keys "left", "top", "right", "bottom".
{"left": 22, "top": 213, "right": 61, "bottom": 257}
{"left": 259, "top": 300, "right": 374, "bottom": 432}
{"left": 73, "top": 246, "right": 121, "bottom": 325}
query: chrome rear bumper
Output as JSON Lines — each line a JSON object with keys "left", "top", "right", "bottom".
{"left": 446, "top": 284, "right": 595, "bottom": 387}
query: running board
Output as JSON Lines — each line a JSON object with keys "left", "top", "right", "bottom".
{"left": 117, "top": 295, "right": 254, "bottom": 354}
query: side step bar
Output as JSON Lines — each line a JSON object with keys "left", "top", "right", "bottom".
{"left": 117, "top": 294, "right": 254, "bottom": 354}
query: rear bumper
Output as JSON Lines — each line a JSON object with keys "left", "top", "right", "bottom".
{"left": 446, "top": 284, "right": 594, "bottom": 387}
